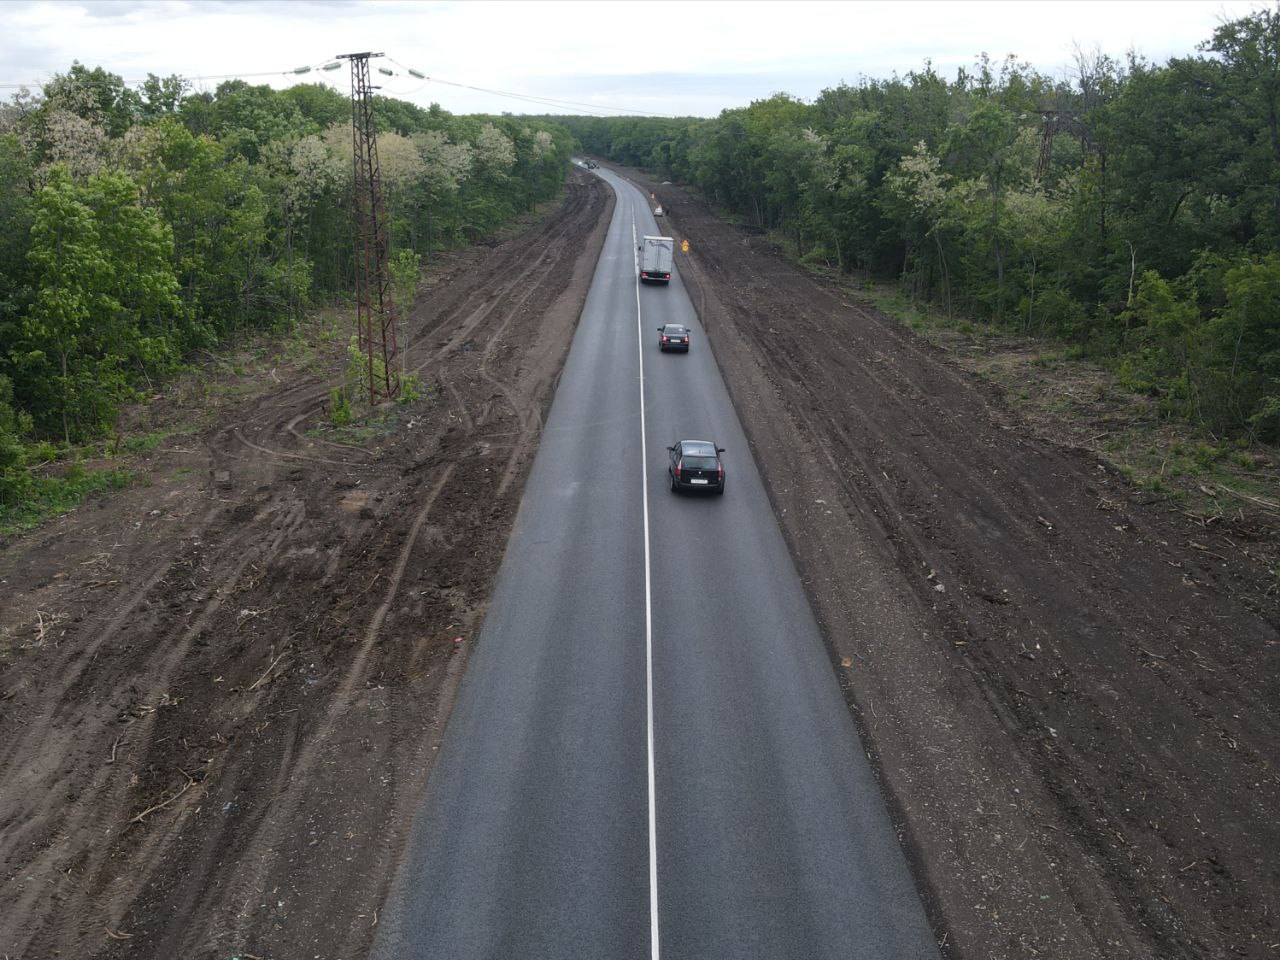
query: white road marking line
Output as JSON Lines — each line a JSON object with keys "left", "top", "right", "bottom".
{"left": 633, "top": 214, "right": 661, "bottom": 960}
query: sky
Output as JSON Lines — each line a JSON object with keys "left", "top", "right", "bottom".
{"left": 0, "top": 0, "right": 1270, "bottom": 118}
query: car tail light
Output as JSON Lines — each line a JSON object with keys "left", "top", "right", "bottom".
{"left": 718, "top": 463, "right": 724, "bottom": 479}
{"left": 664, "top": 273, "right": 671, "bottom": 279}
{"left": 674, "top": 460, "right": 681, "bottom": 478}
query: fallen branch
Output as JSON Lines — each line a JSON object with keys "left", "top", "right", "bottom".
{"left": 104, "top": 927, "right": 133, "bottom": 940}
{"left": 1206, "top": 482, "right": 1280, "bottom": 513}
{"left": 1187, "top": 541, "right": 1229, "bottom": 562}
{"left": 247, "top": 649, "right": 290, "bottom": 692}
{"left": 128, "top": 775, "right": 196, "bottom": 825}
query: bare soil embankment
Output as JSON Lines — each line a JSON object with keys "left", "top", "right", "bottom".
{"left": 619, "top": 162, "right": 1280, "bottom": 960}
{"left": 0, "top": 168, "right": 613, "bottom": 960}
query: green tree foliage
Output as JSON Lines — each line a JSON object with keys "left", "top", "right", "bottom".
{"left": 559, "top": 9, "right": 1280, "bottom": 439}
{"left": 43, "top": 61, "right": 142, "bottom": 138}
{"left": 0, "top": 64, "right": 574, "bottom": 471}
{"left": 15, "top": 167, "right": 179, "bottom": 442}
{"left": 0, "top": 374, "right": 33, "bottom": 505}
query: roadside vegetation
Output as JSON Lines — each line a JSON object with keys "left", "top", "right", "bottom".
{"left": 0, "top": 66, "right": 572, "bottom": 531}
{"left": 559, "top": 9, "right": 1280, "bottom": 454}
{"left": 863, "top": 283, "right": 1280, "bottom": 523}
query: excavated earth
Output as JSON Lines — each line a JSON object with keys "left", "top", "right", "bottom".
{"left": 3, "top": 157, "right": 1279, "bottom": 960}
{"left": 0, "top": 168, "right": 613, "bottom": 960}
{"left": 621, "top": 162, "right": 1280, "bottom": 960}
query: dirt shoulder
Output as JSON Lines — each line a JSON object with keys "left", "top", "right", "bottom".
{"left": 0, "top": 168, "right": 614, "bottom": 960}
{"left": 616, "top": 163, "right": 1280, "bottom": 960}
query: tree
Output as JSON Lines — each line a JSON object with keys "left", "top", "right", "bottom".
{"left": 883, "top": 141, "right": 954, "bottom": 308}
{"left": 140, "top": 73, "right": 189, "bottom": 120}
{"left": 21, "top": 168, "right": 118, "bottom": 442}
{"left": 42, "top": 62, "right": 141, "bottom": 138}
{"left": 944, "top": 101, "right": 1026, "bottom": 319}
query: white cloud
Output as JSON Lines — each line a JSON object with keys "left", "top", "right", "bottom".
{"left": 0, "top": 0, "right": 1270, "bottom": 116}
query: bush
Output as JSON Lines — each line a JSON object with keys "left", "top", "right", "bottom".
{"left": 0, "top": 375, "right": 32, "bottom": 506}
{"left": 329, "top": 386, "right": 352, "bottom": 426}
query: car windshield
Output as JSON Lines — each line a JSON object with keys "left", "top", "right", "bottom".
{"left": 662, "top": 326, "right": 685, "bottom": 335}
{"left": 681, "top": 442, "right": 716, "bottom": 458}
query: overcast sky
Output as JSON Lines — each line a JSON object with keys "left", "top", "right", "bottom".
{"left": 0, "top": 0, "right": 1270, "bottom": 118}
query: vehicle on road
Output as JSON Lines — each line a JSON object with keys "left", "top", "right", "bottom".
{"left": 667, "top": 439, "right": 725, "bottom": 495}
{"left": 639, "top": 235, "right": 674, "bottom": 284}
{"left": 654, "top": 205, "right": 664, "bottom": 217}
{"left": 657, "top": 323, "right": 690, "bottom": 352}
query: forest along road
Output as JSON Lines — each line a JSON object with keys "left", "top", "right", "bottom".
{"left": 371, "top": 168, "right": 940, "bottom": 959}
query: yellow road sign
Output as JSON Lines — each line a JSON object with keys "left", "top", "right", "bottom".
{"left": 681, "top": 239, "right": 690, "bottom": 253}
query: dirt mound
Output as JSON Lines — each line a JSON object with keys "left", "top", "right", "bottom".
{"left": 0, "top": 169, "right": 613, "bottom": 959}
{"left": 622, "top": 164, "right": 1280, "bottom": 960}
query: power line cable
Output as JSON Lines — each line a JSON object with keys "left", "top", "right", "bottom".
{"left": 0, "top": 55, "right": 673, "bottom": 118}
{"left": 384, "top": 58, "right": 672, "bottom": 117}
{"left": 0, "top": 62, "right": 340, "bottom": 91}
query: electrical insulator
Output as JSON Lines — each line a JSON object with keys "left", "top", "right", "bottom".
{"left": 292, "top": 66, "right": 312, "bottom": 74}
{"left": 378, "top": 67, "right": 394, "bottom": 76}
{"left": 322, "top": 62, "right": 342, "bottom": 71}
{"left": 408, "top": 69, "right": 425, "bottom": 79}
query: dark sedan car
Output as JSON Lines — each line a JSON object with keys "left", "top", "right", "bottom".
{"left": 657, "top": 323, "right": 690, "bottom": 352}
{"left": 667, "top": 439, "right": 725, "bottom": 494}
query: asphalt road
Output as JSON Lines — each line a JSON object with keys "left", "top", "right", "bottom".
{"left": 371, "top": 167, "right": 939, "bottom": 959}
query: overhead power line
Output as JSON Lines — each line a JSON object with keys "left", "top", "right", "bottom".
{"left": 0, "top": 56, "right": 673, "bottom": 117}
{"left": 0, "top": 64, "right": 334, "bottom": 91}
{"left": 385, "top": 58, "right": 672, "bottom": 117}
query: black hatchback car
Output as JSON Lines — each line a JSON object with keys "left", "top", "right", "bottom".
{"left": 657, "top": 324, "right": 690, "bottom": 352}
{"left": 667, "top": 439, "right": 725, "bottom": 494}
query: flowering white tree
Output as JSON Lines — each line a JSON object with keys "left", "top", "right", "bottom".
{"left": 532, "top": 129, "right": 554, "bottom": 159}
{"left": 413, "top": 129, "right": 473, "bottom": 192}
{"left": 884, "top": 141, "right": 954, "bottom": 313}
{"left": 472, "top": 122, "right": 515, "bottom": 180}
{"left": 35, "top": 109, "right": 109, "bottom": 183}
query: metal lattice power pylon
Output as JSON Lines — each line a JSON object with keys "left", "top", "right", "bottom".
{"left": 339, "top": 51, "right": 399, "bottom": 403}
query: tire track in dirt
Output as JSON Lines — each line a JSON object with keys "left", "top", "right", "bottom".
{"left": 0, "top": 169, "right": 615, "bottom": 960}
{"left": 194, "top": 465, "right": 455, "bottom": 956}
{"left": 0, "top": 494, "right": 310, "bottom": 952}
{"left": 629, "top": 166, "right": 1280, "bottom": 960}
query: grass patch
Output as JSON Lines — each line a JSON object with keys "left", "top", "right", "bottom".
{"left": 120, "top": 430, "right": 169, "bottom": 454}
{"left": 308, "top": 410, "right": 396, "bottom": 446}
{"left": 0, "top": 467, "right": 132, "bottom": 540}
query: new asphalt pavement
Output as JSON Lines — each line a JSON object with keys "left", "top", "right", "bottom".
{"left": 370, "top": 166, "right": 940, "bottom": 960}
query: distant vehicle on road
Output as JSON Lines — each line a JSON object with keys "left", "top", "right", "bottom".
{"left": 639, "top": 235, "right": 674, "bottom": 284}
{"left": 667, "top": 439, "right": 725, "bottom": 495}
{"left": 654, "top": 205, "right": 664, "bottom": 217}
{"left": 657, "top": 323, "right": 690, "bottom": 352}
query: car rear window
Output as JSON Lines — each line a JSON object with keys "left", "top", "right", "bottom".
{"left": 662, "top": 325, "right": 685, "bottom": 335}
{"left": 682, "top": 456, "right": 717, "bottom": 469}
{"left": 681, "top": 442, "right": 715, "bottom": 457}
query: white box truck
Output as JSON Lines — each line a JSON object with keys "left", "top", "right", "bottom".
{"left": 639, "top": 235, "right": 674, "bottom": 284}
